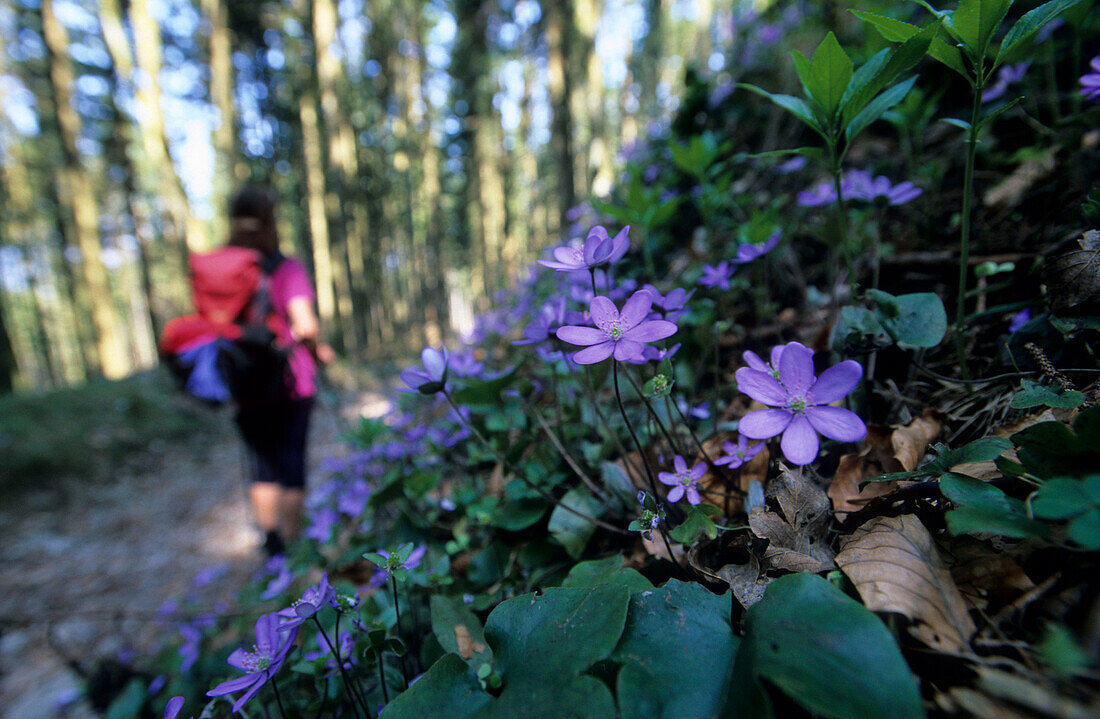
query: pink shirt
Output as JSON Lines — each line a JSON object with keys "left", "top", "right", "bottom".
{"left": 269, "top": 258, "right": 318, "bottom": 400}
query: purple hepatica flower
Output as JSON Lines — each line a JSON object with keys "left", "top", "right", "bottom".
{"left": 736, "top": 341, "right": 867, "bottom": 465}
{"left": 399, "top": 346, "right": 449, "bottom": 394}
{"left": 844, "top": 170, "right": 922, "bottom": 205}
{"left": 982, "top": 62, "right": 1029, "bottom": 103}
{"left": 207, "top": 613, "right": 298, "bottom": 713}
{"left": 165, "top": 697, "right": 190, "bottom": 719}
{"left": 775, "top": 156, "right": 807, "bottom": 174}
{"left": 1081, "top": 55, "right": 1100, "bottom": 103}
{"left": 192, "top": 563, "right": 228, "bottom": 588}
{"left": 556, "top": 290, "right": 677, "bottom": 364}
{"left": 179, "top": 623, "right": 201, "bottom": 673}
{"left": 514, "top": 298, "right": 567, "bottom": 346}
{"left": 371, "top": 544, "right": 427, "bottom": 581}
{"left": 538, "top": 225, "right": 630, "bottom": 272}
{"left": 731, "top": 231, "right": 781, "bottom": 265}
{"left": 641, "top": 284, "right": 695, "bottom": 322}
{"left": 714, "top": 435, "right": 764, "bottom": 470}
{"left": 797, "top": 181, "right": 837, "bottom": 207}
{"left": 699, "top": 261, "right": 735, "bottom": 290}
{"left": 278, "top": 573, "right": 337, "bottom": 629}
{"left": 261, "top": 556, "right": 294, "bottom": 600}
{"left": 1008, "top": 308, "right": 1032, "bottom": 334}
{"left": 743, "top": 344, "right": 786, "bottom": 378}
{"left": 449, "top": 349, "right": 483, "bottom": 378}
{"left": 307, "top": 507, "right": 338, "bottom": 542}
{"left": 658, "top": 456, "right": 706, "bottom": 505}
{"left": 304, "top": 631, "right": 356, "bottom": 676}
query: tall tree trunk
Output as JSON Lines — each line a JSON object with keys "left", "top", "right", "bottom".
{"left": 202, "top": 0, "right": 236, "bottom": 246}
{"left": 129, "top": 0, "right": 207, "bottom": 254}
{"left": 41, "top": 0, "right": 130, "bottom": 379}
{"left": 544, "top": 0, "right": 576, "bottom": 235}
{"left": 634, "top": 0, "right": 665, "bottom": 119}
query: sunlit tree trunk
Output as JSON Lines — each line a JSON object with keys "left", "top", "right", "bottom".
{"left": 129, "top": 0, "right": 207, "bottom": 253}
{"left": 202, "top": 0, "right": 236, "bottom": 245}
{"left": 41, "top": 0, "right": 130, "bottom": 379}
{"left": 544, "top": 0, "right": 576, "bottom": 235}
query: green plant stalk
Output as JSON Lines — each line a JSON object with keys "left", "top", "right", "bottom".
{"left": 954, "top": 74, "right": 985, "bottom": 381}
{"left": 442, "top": 389, "right": 627, "bottom": 534}
{"left": 375, "top": 648, "right": 390, "bottom": 706}
{"left": 313, "top": 616, "right": 367, "bottom": 719}
{"left": 270, "top": 678, "right": 289, "bottom": 719}
{"left": 612, "top": 360, "right": 680, "bottom": 563}
{"left": 335, "top": 613, "right": 374, "bottom": 714}
{"left": 390, "top": 575, "right": 411, "bottom": 688}
{"left": 621, "top": 369, "right": 684, "bottom": 456}
{"left": 828, "top": 142, "right": 852, "bottom": 296}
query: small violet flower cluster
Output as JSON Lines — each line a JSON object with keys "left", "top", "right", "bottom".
{"left": 736, "top": 342, "right": 867, "bottom": 465}
{"left": 798, "top": 170, "right": 921, "bottom": 207}
{"left": 698, "top": 232, "right": 782, "bottom": 290}
{"left": 658, "top": 455, "right": 706, "bottom": 505}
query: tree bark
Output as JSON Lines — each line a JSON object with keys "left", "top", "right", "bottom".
{"left": 202, "top": 0, "right": 237, "bottom": 246}
{"left": 544, "top": 0, "right": 576, "bottom": 236}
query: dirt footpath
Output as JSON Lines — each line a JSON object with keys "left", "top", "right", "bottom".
{"left": 0, "top": 388, "right": 389, "bottom": 719}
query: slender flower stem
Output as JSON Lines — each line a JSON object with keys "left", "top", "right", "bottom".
{"left": 525, "top": 397, "right": 609, "bottom": 501}
{"left": 589, "top": 268, "right": 598, "bottom": 296}
{"left": 375, "top": 648, "right": 390, "bottom": 705}
{"left": 270, "top": 679, "right": 289, "bottom": 719}
{"left": 955, "top": 72, "right": 985, "bottom": 381}
{"left": 442, "top": 390, "right": 627, "bottom": 534}
{"left": 621, "top": 369, "right": 684, "bottom": 456}
{"left": 390, "top": 576, "right": 411, "bottom": 688}
{"left": 313, "top": 616, "right": 367, "bottom": 719}
{"left": 612, "top": 361, "right": 680, "bottom": 563}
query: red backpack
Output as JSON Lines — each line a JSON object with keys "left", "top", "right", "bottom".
{"left": 160, "top": 247, "right": 290, "bottom": 404}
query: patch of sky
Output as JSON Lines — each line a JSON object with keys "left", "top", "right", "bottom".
{"left": 0, "top": 75, "right": 39, "bottom": 136}
{"left": 68, "top": 40, "right": 111, "bottom": 70}
{"left": 12, "top": 28, "right": 46, "bottom": 62}
{"left": 0, "top": 247, "right": 29, "bottom": 295}
{"left": 595, "top": 0, "right": 645, "bottom": 88}
{"left": 364, "top": 59, "right": 382, "bottom": 78}
{"left": 157, "top": 0, "right": 201, "bottom": 40}
{"left": 54, "top": 0, "right": 98, "bottom": 33}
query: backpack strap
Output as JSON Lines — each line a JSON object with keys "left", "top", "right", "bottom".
{"left": 245, "top": 252, "right": 286, "bottom": 324}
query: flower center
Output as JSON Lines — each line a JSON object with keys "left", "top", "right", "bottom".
{"left": 607, "top": 324, "right": 623, "bottom": 340}
{"left": 788, "top": 397, "right": 807, "bottom": 412}
{"left": 240, "top": 649, "right": 272, "bottom": 673}
{"left": 680, "top": 473, "right": 693, "bottom": 486}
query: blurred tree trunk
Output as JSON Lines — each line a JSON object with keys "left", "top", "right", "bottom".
{"left": 129, "top": 0, "right": 207, "bottom": 253}
{"left": 634, "top": 0, "right": 665, "bottom": 119}
{"left": 312, "top": 0, "right": 361, "bottom": 353}
{"left": 520, "top": 68, "right": 548, "bottom": 254}
{"left": 202, "top": 0, "right": 236, "bottom": 245}
{"left": 544, "top": 0, "right": 576, "bottom": 236}
{"left": 41, "top": 0, "right": 130, "bottom": 379}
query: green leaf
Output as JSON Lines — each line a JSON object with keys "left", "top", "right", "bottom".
{"left": 929, "top": 35, "right": 971, "bottom": 77}
{"left": 945, "top": 507, "right": 1049, "bottom": 538}
{"left": 450, "top": 367, "right": 519, "bottom": 406}
{"left": 854, "top": 11, "right": 921, "bottom": 42}
{"left": 561, "top": 555, "right": 653, "bottom": 593}
{"left": 1032, "top": 478, "right": 1092, "bottom": 520}
{"left": 811, "top": 32, "right": 854, "bottom": 118}
{"left": 383, "top": 654, "right": 488, "bottom": 719}
{"left": 104, "top": 679, "right": 146, "bottom": 719}
{"left": 729, "top": 573, "right": 925, "bottom": 719}
{"left": 996, "top": 0, "right": 1089, "bottom": 68}
{"left": 841, "top": 24, "right": 935, "bottom": 123}
{"left": 746, "top": 146, "right": 825, "bottom": 162}
{"left": 737, "top": 84, "right": 827, "bottom": 138}
{"left": 490, "top": 499, "right": 548, "bottom": 530}
{"left": 976, "top": 95, "right": 1023, "bottom": 131}
{"left": 669, "top": 505, "right": 718, "bottom": 544}
{"left": 614, "top": 581, "right": 738, "bottom": 719}
{"left": 931, "top": 437, "right": 1013, "bottom": 470}
{"left": 430, "top": 595, "right": 493, "bottom": 668}
{"left": 1012, "top": 408, "right": 1100, "bottom": 479}
{"left": 868, "top": 290, "right": 949, "bottom": 347}
{"left": 940, "top": 117, "right": 973, "bottom": 131}
{"left": 953, "top": 0, "right": 1014, "bottom": 57}
{"left": 1010, "top": 379, "right": 1086, "bottom": 410}
{"left": 1067, "top": 508, "right": 1100, "bottom": 549}
{"left": 940, "top": 471, "right": 1015, "bottom": 510}
{"left": 547, "top": 487, "right": 604, "bottom": 559}
{"left": 845, "top": 75, "right": 919, "bottom": 145}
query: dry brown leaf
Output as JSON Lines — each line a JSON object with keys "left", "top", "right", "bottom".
{"left": 836, "top": 514, "right": 975, "bottom": 653}
{"left": 453, "top": 624, "right": 485, "bottom": 660}
{"left": 982, "top": 147, "right": 1056, "bottom": 208}
{"left": 828, "top": 411, "right": 941, "bottom": 516}
{"left": 944, "top": 536, "right": 1035, "bottom": 611}
{"left": 749, "top": 467, "right": 835, "bottom": 573}
{"left": 954, "top": 410, "right": 1055, "bottom": 481}
{"left": 716, "top": 555, "right": 769, "bottom": 610}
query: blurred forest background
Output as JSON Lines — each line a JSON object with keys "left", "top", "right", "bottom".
{"left": 0, "top": 0, "right": 752, "bottom": 393}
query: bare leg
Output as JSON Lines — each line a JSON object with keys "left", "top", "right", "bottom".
{"left": 250, "top": 482, "right": 281, "bottom": 532}
{"left": 279, "top": 488, "right": 305, "bottom": 540}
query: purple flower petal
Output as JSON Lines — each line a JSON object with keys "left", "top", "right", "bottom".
{"left": 667, "top": 485, "right": 685, "bottom": 503}
{"left": 738, "top": 408, "right": 792, "bottom": 439}
{"left": 165, "top": 697, "right": 186, "bottom": 719}
{"left": 658, "top": 471, "right": 678, "bottom": 486}
{"left": 770, "top": 345, "right": 785, "bottom": 369}
{"left": 673, "top": 455, "right": 688, "bottom": 474}
{"left": 254, "top": 615, "right": 276, "bottom": 655}
{"left": 613, "top": 339, "right": 645, "bottom": 361}
{"left": 781, "top": 415, "right": 820, "bottom": 465}
{"left": 589, "top": 296, "right": 619, "bottom": 328}
{"left": 573, "top": 342, "right": 615, "bottom": 364}
{"left": 556, "top": 326, "right": 606, "bottom": 346}
{"left": 689, "top": 462, "right": 706, "bottom": 480}
{"left": 808, "top": 360, "right": 862, "bottom": 405}
{"left": 743, "top": 350, "right": 769, "bottom": 372}
{"left": 619, "top": 291, "right": 654, "bottom": 329}
{"left": 231, "top": 679, "right": 268, "bottom": 714}
{"left": 686, "top": 487, "right": 701, "bottom": 505}
{"left": 805, "top": 406, "right": 867, "bottom": 443}
{"left": 778, "top": 342, "right": 815, "bottom": 397}
{"left": 207, "top": 674, "right": 258, "bottom": 697}
{"left": 623, "top": 319, "right": 677, "bottom": 343}
{"left": 734, "top": 368, "right": 788, "bottom": 406}
{"left": 421, "top": 347, "right": 448, "bottom": 382}
{"left": 227, "top": 648, "right": 251, "bottom": 671}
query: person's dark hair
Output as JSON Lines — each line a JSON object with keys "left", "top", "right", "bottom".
{"left": 228, "top": 187, "right": 279, "bottom": 255}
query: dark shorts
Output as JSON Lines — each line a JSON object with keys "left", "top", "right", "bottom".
{"left": 235, "top": 398, "right": 314, "bottom": 489}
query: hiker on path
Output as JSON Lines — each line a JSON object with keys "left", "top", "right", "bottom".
{"left": 226, "top": 188, "right": 334, "bottom": 556}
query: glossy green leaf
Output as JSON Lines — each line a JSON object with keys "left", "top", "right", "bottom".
{"left": 489, "top": 499, "right": 547, "bottom": 530}
{"left": 430, "top": 595, "right": 493, "bottom": 668}
{"left": 384, "top": 654, "right": 489, "bottom": 719}
{"left": 561, "top": 555, "right": 653, "bottom": 592}
{"left": 669, "top": 504, "right": 718, "bottom": 544}
{"left": 953, "top": 0, "right": 1013, "bottom": 56}
{"left": 929, "top": 35, "right": 971, "bottom": 77}
{"left": 940, "top": 471, "right": 1014, "bottom": 510}
{"left": 1012, "top": 408, "right": 1100, "bottom": 479}
{"left": 1068, "top": 508, "right": 1100, "bottom": 549}
{"left": 737, "top": 84, "right": 826, "bottom": 137}
{"left": 1031, "top": 478, "right": 1092, "bottom": 520}
{"left": 996, "top": 0, "right": 1089, "bottom": 68}
{"left": 614, "top": 581, "right": 738, "bottom": 719}
{"left": 450, "top": 367, "right": 519, "bottom": 406}
{"left": 547, "top": 487, "right": 605, "bottom": 559}
{"left": 810, "top": 32, "right": 854, "bottom": 117}
{"left": 867, "top": 290, "right": 948, "bottom": 347}
{"left": 845, "top": 75, "right": 919, "bottom": 145}
{"left": 945, "top": 506, "right": 1049, "bottom": 538}
{"left": 729, "top": 573, "right": 925, "bottom": 719}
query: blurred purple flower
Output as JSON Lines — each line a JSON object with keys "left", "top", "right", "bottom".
{"left": 731, "top": 232, "right": 781, "bottom": 264}
{"left": 714, "top": 435, "right": 764, "bottom": 470}
{"left": 303, "top": 630, "right": 356, "bottom": 677}
{"left": 775, "top": 156, "right": 807, "bottom": 174}
{"left": 736, "top": 341, "right": 867, "bottom": 465}
{"left": 514, "top": 298, "right": 567, "bottom": 346}
{"left": 165, "top": 697, "right": 189, "bottom": 719}
{"left": 699, "top": 261, "right": 735, "bottom": 290}
{"left": 844, "top": 170, "right": 922, "bottom": 205}
{"left": 399, "top": 346, "right": 449, "bottom": 394}
{"left": 658, "top": 455, "right": 705, "bottom": 505}
{"left": 556, "top": 290, "right": 677, "bottom": 364}
{"left": 179, "top": 623, "right": 201, "bottom": 673}
{"left": 449, "top": 350, "right": 484, "bottom": 378}
{"left": 374, "top": 545, "right": 427, "bottom": 579}
{"left": 1036, "top": 18, "right": 1064, "bottom": 42}
{"left": 743, "top": 345, "right": 786, "bottom": 378}
{"left": 641, "top": 285, "right": 694, "bottom": 322}
{"left": 1008, "top": 308, "right": 1032, "bottom": 333}
{"left": 277, "top": 573, "right": 337, "bottom": 629}
{"left": 307, "top": 507, "right": 338, "bottom": 542}
{"left": 206, "top": 613, "right": 298, "bottom": 713}
{"left": 797, "top": 181, "right": 837, "bottom": 206}
{"left": 1081, "top": 55, "right": 1100, "bottom": 102}
{"left": 192, "top": 563, "right": 228, "bottom": 588}
{"left": 982, "top": 62, "right": 1029, "bottom": 102}
{"left": 538, "top": 225, "right": 630, "bottom": 271}
{"left": 261, "top": 556, "right": 294, "bottom": 600}
{"left": 337, "top": 479, "right": 371, "bottom": 517}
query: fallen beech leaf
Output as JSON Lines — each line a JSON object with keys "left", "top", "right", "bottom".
{"left": 453, "top": 624, "right": 486, "bottom": 660}
{"left": 1043, "top": 231, "right": 1100, "bottom": 313}
{"left": 716, "top": 554, "right": 769, "bottom": 610}
{"left": 749, "top": 467, "right": 835, "bottom": 573}
{"left": 828, "top": 411, "right": 941, "bottom": 516}
{"left": 945, "top": 536, "right": 1035, "bottom": 611}
{"left": 837, "top": 514, "right": 975, "bottom": 653}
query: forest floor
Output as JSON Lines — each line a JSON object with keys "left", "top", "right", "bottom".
{"left": 0, "top": 374, "right": 392, "bottom": 719}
